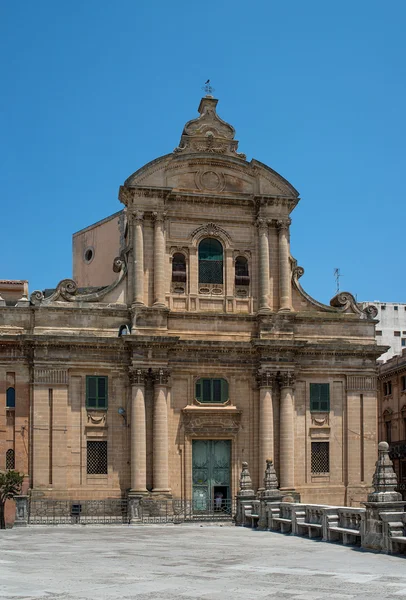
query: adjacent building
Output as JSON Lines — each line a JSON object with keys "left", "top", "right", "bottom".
{"left": 0, "top": 95, "right": 384, "bottom": 507}
{"left": 377, "top": 350, "right": 406, "bottom": 500}
{"left": 361, "top": 301, "right": 406, "bottom": 362}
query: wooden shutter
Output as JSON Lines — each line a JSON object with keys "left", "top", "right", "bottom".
{"left": 310, "top": 383, "right": 330, "bottom": 412}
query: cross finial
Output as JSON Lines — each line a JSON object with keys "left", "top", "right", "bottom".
{"left": 202, "top": 79, "right": 215, "bottom": 96}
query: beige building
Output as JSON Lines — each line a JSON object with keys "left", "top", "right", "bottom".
{"left": 378, "top": 350, "right": 406, "bottom": 500}
{"left": 0, "top": 95, "right": 384, "bottom": 507}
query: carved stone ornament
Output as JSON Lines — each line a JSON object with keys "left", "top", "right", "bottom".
{"left": 291, "top": 256, "right": 379, "bottom": 321}
{"left": 129, "top": 368, "right": 149, "bottom": 386}
{"left": 238, "top": 462, "right": 255, "bottom": 497}
{"left": 190, "top": 222, "right": 232, "bottom": 246}
{"left": 311, "top": 414, "right": 329, "bottom": 427}
{"left": 86, "top": 412, "right": 107, "bottom": 426}
{"left": 152, "top": 368, "right": 171, "bottom": 386}
{"left": 30, "top": 249, "right": 129, "bottom": 306}
{"left": 256, "top": 217, "right": 269, "bottom": 232}
{"left": 276, "top": 218, "right": 291, "bottom": 233}
{"left": 368, "top": 441, "right": 402, "bottom": 502}
{"left": 152, "top": 211, "right": 166, "bottom": 224}
{"left": 173, "top": 96, "right": 246, "bottom": 159}
{"left": 257, "top": 370, "right": 276, "bottom": 388}
{"left": 182, "top": 408, "right": 241, "bottom": 437}
{"left": 279, "top": 371, "right": 295, "bottom": 388}
{"left": 262, "top": 459, "right": 282, "bottom": 501}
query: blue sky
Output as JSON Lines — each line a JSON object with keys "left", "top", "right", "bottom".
{"left": 1, "top": 1, "right": 405, "bottom": 304}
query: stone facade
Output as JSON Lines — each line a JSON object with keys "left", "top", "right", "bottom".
{"left": 378, "top": 349, "right": 406, "bottom": 499}
{"left": 0, "top": 95, "right": 384, "bottom": 506}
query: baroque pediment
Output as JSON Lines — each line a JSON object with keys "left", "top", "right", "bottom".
{"left": 182, "top": 406, "right": 242, "bottom": 437}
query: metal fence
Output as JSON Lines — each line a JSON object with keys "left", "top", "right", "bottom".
{"left": 28, "top": 497, "right": 235, "bottom": 525}
{"left": 28, "top": 498, "right": 128, "bottom": 525}
{"left": 138, "top": 498, "right": 235, "bottom": 524}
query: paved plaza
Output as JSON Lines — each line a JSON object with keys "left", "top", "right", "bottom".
{"left": 0, "top": 525, "right": 405, "bottom": 599}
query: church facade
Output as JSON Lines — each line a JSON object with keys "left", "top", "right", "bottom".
{"left": 1, "top": 96, "right": 383, "bottom": 506}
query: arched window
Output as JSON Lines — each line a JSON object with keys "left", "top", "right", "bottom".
{"left": 6, "top": 387, "right": 15, "bottom": 409}
{"left": 6, "top": 449, "right": 15, "bottom": 470}
{"left": 235, "top": 256, "right": 249, "bottom": 286}
{"left": 195, "top": 378, "right": 228, "bottom": 404}
{"left": 198, "top": 238, "right": 223, "bottom": 284}
{"left": 172, "top": 253, "right": 187, "bottom": 283}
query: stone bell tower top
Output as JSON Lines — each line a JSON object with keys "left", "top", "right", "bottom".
{"left": 174, "top": 96, "right": 246, "bottom": 160}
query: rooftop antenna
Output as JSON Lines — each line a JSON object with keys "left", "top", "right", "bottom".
{"left": 333, "top": 268, "right": 342, "bottom": 294}
{"left": 202, "top": 79, "right": 215, "bottom": 96}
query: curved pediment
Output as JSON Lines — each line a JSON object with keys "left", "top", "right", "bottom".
{"left": 122, "top": 96, "right": 299, "bottom": 201}
{"left": 124, "top": 153, "right": 298, "bottom": 200}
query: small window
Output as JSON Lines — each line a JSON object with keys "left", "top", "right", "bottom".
{"left": 6, "top": 449, "right": 15, "bottom": 470}
{"left": 86, "top": 376, "right": 108, "bottom": 410}
{"left": 381, "top": 305, "right": 386, "bottom": 310}
{"left": 310, "top": 383, "right": 330, "bottom": 412}
{"left": 87, "top": 441, "right": 107, "bottom": 474}
{"left": 402, "top": 339, "right": 406, "bottom": 347}
{"left": 394, "top": 306, "right": 399, "bottom": 311}
{"left": 84, "top": 247, "right": 94, "bottom": 264}
{"left": 384, "top": 381, "right": 392, "bottom": 396}
{"left": 376, "top": 331, "right": 382, "bottom": 336}
{"left": 401, "top": 376, "right": 406, "bottom": 391}
{"left": 235, "top": 256, "right": 249, "bottom": 286}
{"left": 311, "top": 442, "right": 329, "bottom": 474}
{"left": 195, "top": 378, "right": 228, "bottom": 403}
{"left": 394, "top": 331, "right": 401, "bottom": 337}
{"left": 385, "top": 420, "right": 392, "bottom": 444}
{"left": 6, "top": 387, "right": 15, "bottom": 409}
{"left": 198, "top": 238, "right": 223, "bottom": 284}
{"left": 172, "top": 253, "right": 187, "bottom": 283}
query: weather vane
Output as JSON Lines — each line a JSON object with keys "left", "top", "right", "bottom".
{"left": 202, "top": 79, "right": 215, "bottom": 95}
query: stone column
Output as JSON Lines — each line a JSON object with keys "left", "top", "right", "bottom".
{"left": 279, "top": 371, "right": 295, "bottom": 489}
{"left": 257, "top": 370, "right": 276, "bottom": 481}
{"left": 133, "top": 211, "right": 145, "bottom": 306}
{"left": 152, "top": 369, "right": 171, "bottom": 494}
{"left": 277, "top": 219, "right": 292, "bottom": 312}
{"left": 130, "top": 369, "right": 147, "bottom": 493}
{"left": 153, "top": 212, "right": 166, "bottom": 307}
{"left": 257, "top": 218, "right": 271, "bottom": 312}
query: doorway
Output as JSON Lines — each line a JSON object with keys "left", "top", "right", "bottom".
{"left": 192, "top": 440, "right": 231, "bottom": 510}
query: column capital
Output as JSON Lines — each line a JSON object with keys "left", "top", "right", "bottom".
{"left": 129, "top": 368, "right": 149, "bottom": 386}
{"left": 152, "top": 211, "right": 167, "bottom": 223}
{"left": 276, "top": 218, "right": 291, "bottom": 233}
{"left": 279, "top": 370, "right": 296, "bottom": 389}
{"left": 256, "top": 217, "right": 269, "bottom": 232}
{"left": 133, "top": 210, "right": 144, "bottom": 222}
{"left": 257, "top": 370, "right": 277, "bottom": 388}
{"left": 152, "top": 368, "right": 171, "bottom": 386}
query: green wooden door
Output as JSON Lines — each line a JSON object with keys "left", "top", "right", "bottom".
{"left": 192, "top": 440, "right": 231, "bottom": 510}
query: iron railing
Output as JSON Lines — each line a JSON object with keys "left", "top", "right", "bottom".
{"left": 28, "top": 498, "right": 128, "bottom": 525}
{"left": 28, "top": 497, "right": 235, "bottom": 525}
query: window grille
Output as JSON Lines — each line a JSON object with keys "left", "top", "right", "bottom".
{"left": 198, "top": 238, "right": 223, "bottom": 284}
{"left": 6, "top": 449, "right": 15, "bottom": 470}
{"left": 86, "top": 376, "right": 108, "bottom": 409}
{"left": 310, "top": 383, "right": 330, "bottom": 412}
{"left": 87, "top": 441, "right": 108, "bottom": 474}
{"left": 311, "top": 442, "right": 329, "bottom": 473}
{"left": 6, "top": 387, "right": 15, "bottom": 408}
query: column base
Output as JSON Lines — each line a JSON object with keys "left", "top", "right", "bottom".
{"left": 257, "top": 307, "right": 273, "bottom": 314}
{"left": 152, "top": 488, "right": 172, "bottom": 497}
{"left": 132, "top": 301, "right": 145, "bottom": 308}
{"left": 278, "top": 307, "right": 292, "bottom": 313}
{"left": 152, "top": 302, "right": 167, "bottom": 309}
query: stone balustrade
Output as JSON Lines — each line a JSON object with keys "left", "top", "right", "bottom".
{"left": 235, "top": 443, "right": 406, "bottom": 555}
